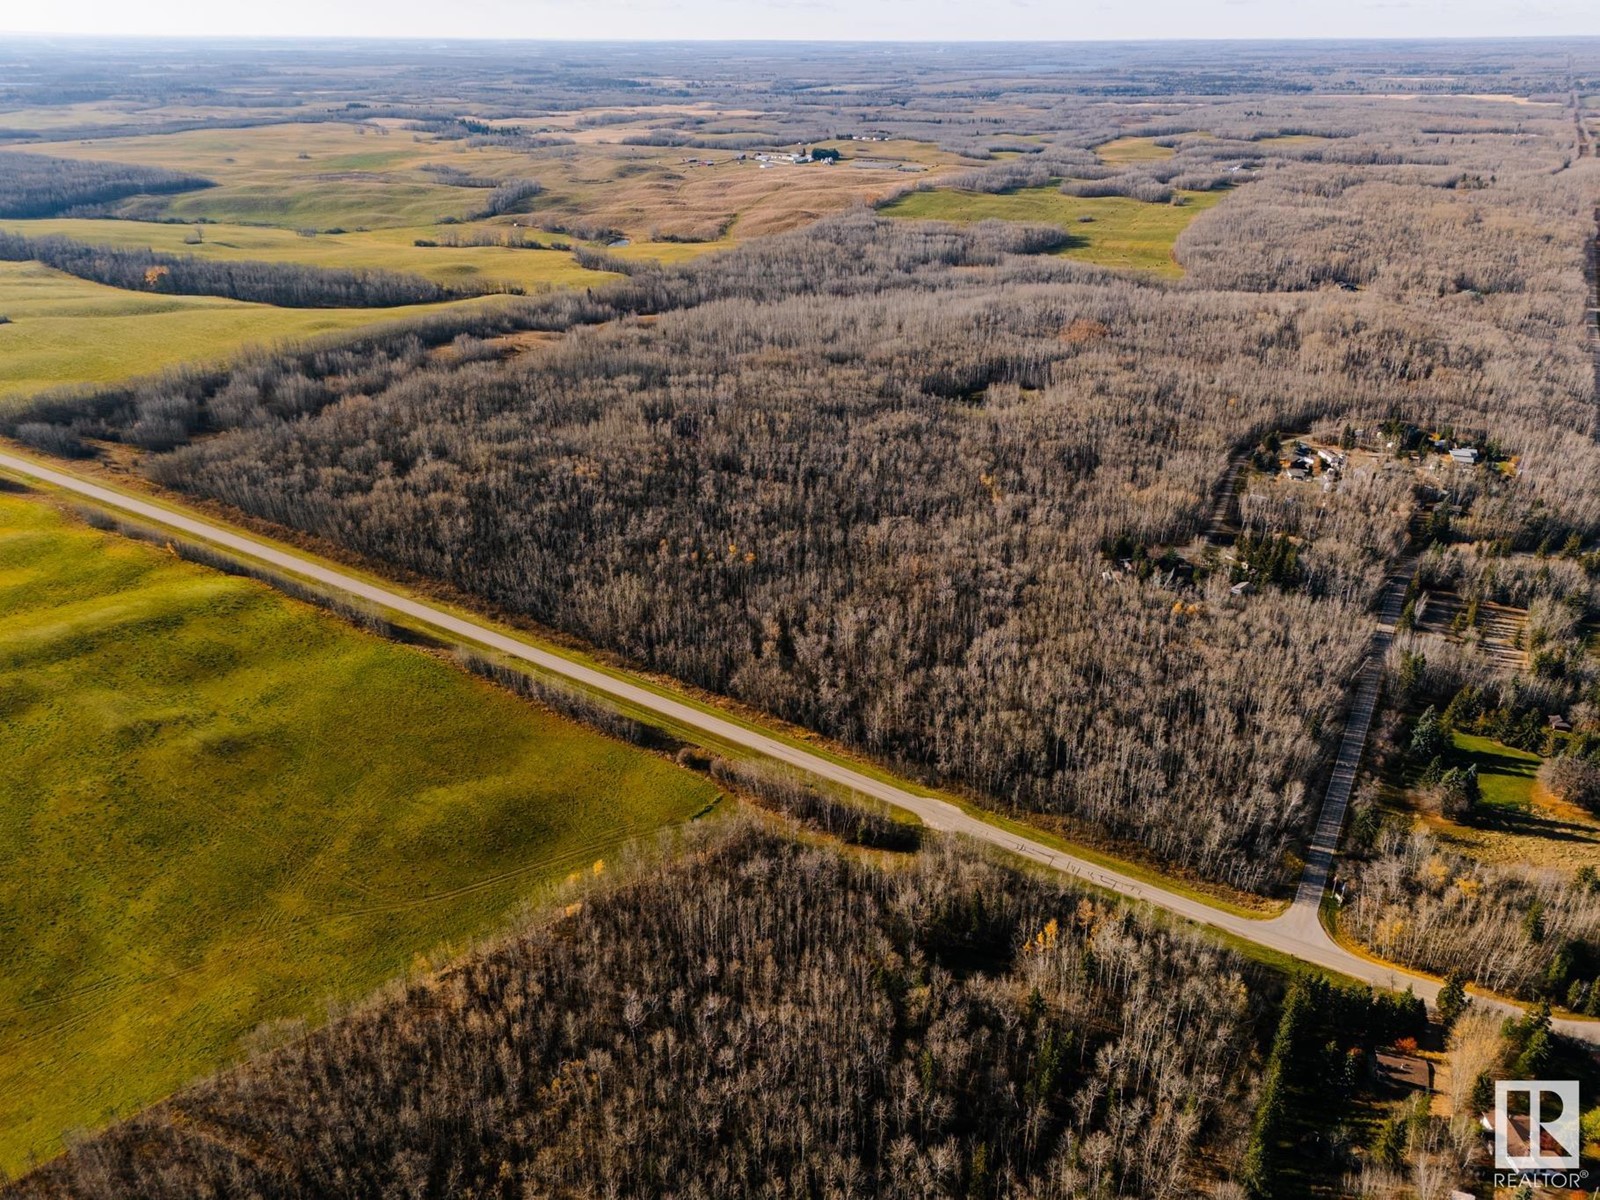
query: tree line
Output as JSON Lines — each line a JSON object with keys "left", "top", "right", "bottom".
{"left": 0, "top": 231, "right": 514, "bottom": 309}
{"left": 0, "top": 151, "right": 211, "bottom": 219}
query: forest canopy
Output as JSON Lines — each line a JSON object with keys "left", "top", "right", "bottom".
{"left": 3, "top": 39, "right": 1599, "bottom": 1195}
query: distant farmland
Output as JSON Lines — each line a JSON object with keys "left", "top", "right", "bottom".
{"left": 0, "top": 491, "right": 718, "bottom": 1172}
{"left": 0, "top": 112, "right": 961, "bottom": 405}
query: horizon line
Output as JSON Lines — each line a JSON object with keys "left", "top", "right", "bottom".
{"left": 4, "top": 32, "right": 1600, "bottom": 45}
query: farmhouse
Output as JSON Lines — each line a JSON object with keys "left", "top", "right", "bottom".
{"left": 1286, "top": 453, "right": 1316, "bottom": 481}
{"left": 1450, "top": 446, "right": 1481, "bottom": 465}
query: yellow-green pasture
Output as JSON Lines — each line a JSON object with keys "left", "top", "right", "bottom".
{"left": 1, "top": 122, "right": 483, "bottom": 230}
{"left": 1094, "top": 135, "right": 1179, "bottom": 164}
{"left": 1, "top": 217, "right": 617, "bottom": 292}
{"left": 607, "top": 238, "right": 737, "bottom": 264}
{"left": 0, "top": 491, "right": 718, "bottom": 1173}
{"left": 879, "top": 185, "right": 1227, "bottom": 276}
{"left": 0, "top": 261, "right": 525, "bottom": 408}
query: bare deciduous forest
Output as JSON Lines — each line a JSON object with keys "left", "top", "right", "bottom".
{"left": 0, "top": 150, "right": 211, "bottom": 218}
{"left": 1345, "top": 826, "right": 1600, "bottom": 1003}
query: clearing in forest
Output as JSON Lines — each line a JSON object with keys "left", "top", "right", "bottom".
{"left": 0, "top": 491, "right": 717, "bottom": 1173}
{"left": 1093, "top": 135, "right": 1179, "bottom": 163}
{"left": 878, "top": 184, "right": 1225, "bottom": 275}
{"left": 1402, "top": 729, "right": 1600, "bottom": 870}
{"left": 1447, "top": 731, "right": 1541, "bottom": 810}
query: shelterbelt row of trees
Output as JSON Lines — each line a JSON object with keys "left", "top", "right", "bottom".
{"left": 6, "top": 820, "right": 1266, "bottom": 1199}
{"left": 0, "top": 150, "right": 212, "bottom": 218}
{"left": 10, "top": 103, "right": 1598, "bottom": 896}
{"left": 0, "top": 231, "right": 513, "bottom": 309}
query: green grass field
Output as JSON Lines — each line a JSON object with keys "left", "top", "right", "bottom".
{"left": 1093, "top": 135, "right": 1179, "bottom": 164}
{"left": 0, "top": 213, "right": 621, "bottom": 407}
{"left": 0, "top": 491, "right": 718, "bottom": 1173}
{"left": 878, "top": 185, "right": 1226, "bottom": 276}
{"left": 0, "top": 218, "right": 619, "bottom": 294}
{"left": 0, "top": 261, "right": 530, "bottom": 408}
{"left": 1397, "top": 728, "right": 1600, "bottom": 872}
{"left": 1449, "top": 731, "right": 1540, "bottom": 810}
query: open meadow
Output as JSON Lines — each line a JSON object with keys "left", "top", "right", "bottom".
{"left": 878, "top": 184, "right": 1225, "bottom": 274}
{"left": 0, "top": 262, "right": 531, "bottom": 407}
{"left": 0, "top": 489, "right": 718, "bottom": 1174}
{"left": 1402, "top": 729, "right": 1600, "bottom": 873}
{"left": 0, "top": 218, "right": 616, "bottom": 291}
{"left": 1093, "top": 134, "right": 1179, "bottom": 163}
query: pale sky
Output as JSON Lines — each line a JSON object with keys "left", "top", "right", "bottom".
{"left": 3, "top": 0, "right": 1598, "bottom": 41}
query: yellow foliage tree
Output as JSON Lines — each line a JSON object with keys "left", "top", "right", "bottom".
{"left": 1026, "top": 917, "right": 1060, "bottom": 955}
